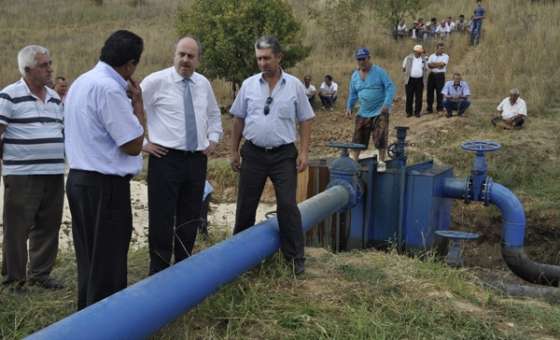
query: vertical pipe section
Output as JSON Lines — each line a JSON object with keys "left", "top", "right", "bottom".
{"left": 28, "top": 186, "right": 350, "bottom": 340}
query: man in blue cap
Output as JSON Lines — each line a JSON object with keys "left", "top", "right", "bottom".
{"left": 346, "top": 47, "right": 395, "bottom": 164}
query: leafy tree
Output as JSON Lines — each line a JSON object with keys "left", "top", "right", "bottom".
{"left": 317, "top": 0, "right": 365, "bottom": 49}
{"left": 373, "top": 0, "right": 426, "bottom": 38}
{"left": 177, "top": 0, "right": 311, "bottom": 99}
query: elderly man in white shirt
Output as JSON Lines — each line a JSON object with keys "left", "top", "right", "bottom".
{"left": 492, "top": 88, "right": 527, "bottom": 129}
{"left": 303, "top": 75, "right": 317, "bottom": 108}
{"left": 141, "top": 36, "right": 223, "bottom": 275}
{"left": 402, "top": 44, "right": 427, "bottom": 117}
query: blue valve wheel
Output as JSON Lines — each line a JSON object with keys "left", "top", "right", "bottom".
{"left": 327, "top": 141, "right": 367, "bottom": 150}
{"left": 461, "top": 140, "right": 501, "bottom": 153}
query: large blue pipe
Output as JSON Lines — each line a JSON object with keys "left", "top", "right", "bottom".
{"left": 28, "top": 185, "right": 350, "bottom": 339}
{"left": 443, "top": 178, "right": 560, "bottom": 286}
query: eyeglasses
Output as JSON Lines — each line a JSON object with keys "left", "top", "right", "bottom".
{"left": 264, "top": 96, "right": 273, "bottom": 115}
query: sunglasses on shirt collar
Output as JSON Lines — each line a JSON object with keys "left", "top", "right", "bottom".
{"left": 264, "top": 96, "right": 273, "bottom": 116}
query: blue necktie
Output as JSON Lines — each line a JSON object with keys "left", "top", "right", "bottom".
{"left": 183, "top": 78, "right": 198, "bottom": 151}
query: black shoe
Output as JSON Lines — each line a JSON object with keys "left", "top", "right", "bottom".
{"left": 446, "top": 112, "right": 452, "bottom": 118}
{"left": 29, "top": 277, "right": 64, "bottom": 290}
{"left": 426, "top": 109, "right": 433, "bottom": 114}
{"left": 415, "top": 112, "right": 421, "bottom": 118}
{"left": 458, "top": 112, "right": 465, "bottom": 117}
{"left": 406, "top": 113, "right": 412, "bottom": 118}
{"left": 294, "top": 260, "right": 305, "bottom": 276}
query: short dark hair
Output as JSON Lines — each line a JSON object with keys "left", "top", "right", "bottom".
{"left": 100, "top": 30, "right": 144, "bottom": 67}
{"left": 255, "top": 36, "right": 282, "bottom": 55}
{"left": 436, "top": 42, "right": 445, "bottom": 48}
{"left": 325, "top": 75, "right": 333, "bottom": 81}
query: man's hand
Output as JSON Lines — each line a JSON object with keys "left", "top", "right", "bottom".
{"left": 345, "top": 108, "right": 353, "bottom": 119}
{"left": 128, "top": 78, "right": 142, "bottom": 105}
{"left": 297, "top": 152, "right": 309, "bottom": 173}
{"left": 381, "top": 106, "right": 389, "bottom": 115}
{"left": 230, "top": 153, "right": 241, "bottom": 172}
{"left": 143, "top": 142, "right": 168, "bottom": 158}
{"left": 203, "top": 141, "right": 217, "bottom": 156}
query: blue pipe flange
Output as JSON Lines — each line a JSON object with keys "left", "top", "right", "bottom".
{"left": 482, "top": 176, "right": 493, "bottom": 206}
{"left": 327, "top": 179, "right": 361, "bottom": 211}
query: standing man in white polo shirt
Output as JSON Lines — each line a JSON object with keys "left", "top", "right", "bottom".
{"left": 427, "top": 43, "right": 449, "bottom": 114}
{"left": 0, "top": 45, "right": 64, "bottom": 292}
{"left": 141, "top": 36, "right": 223, "bottom": 275}
{"left": 64, "top": 30, "right": 145, "bottom": 310}
{"left": 230, "top": 36, "right": 314, "bottom": 276}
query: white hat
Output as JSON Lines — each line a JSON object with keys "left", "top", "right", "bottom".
{"left": 413, "top": 44, "right": 424, "bottom": 52}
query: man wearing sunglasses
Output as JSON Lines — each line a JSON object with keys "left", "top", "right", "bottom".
{"left": 230, "top": 36, "right": 314, "bottom": 276}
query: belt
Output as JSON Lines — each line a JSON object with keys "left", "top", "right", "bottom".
{"left": 247, "top": 140, "right": 294, "bottom": 152}
{"left": 69, "top": 169, "right": 133, "bottom": 181}
{"left": 167, "top": 148, "right": 203, "bottom": 155}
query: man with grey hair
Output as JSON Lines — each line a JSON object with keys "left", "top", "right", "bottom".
{"left": 230, "top": 36, "right": 314, "bottom": 276}
{"left": 492, "top": 88, "right": 527, "bottom": 129}
{"left": 141, "top": 36, "right": 223, "bottom": 275}
{"left": 0, "top": 45, "right": 65, "bottom": 291}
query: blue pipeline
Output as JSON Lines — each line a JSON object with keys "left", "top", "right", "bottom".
{"left": 27, "top": 185, "right": 350, "bottom": 340}
{"left": 443, "top": 177, "right": 560, "bottom": 286}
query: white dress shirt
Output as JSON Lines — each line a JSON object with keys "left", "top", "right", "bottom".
{"left": 141, "top": 67, "right": 223, "bottom": 151}
{"left": 304, "top": 84, "right": 317, "bottom": 98}
{"left": 428, "top": 53, "right": 449, "bottom": 73}
{"left": 319, "top": 82, "right": 338, "bottom": 96}
{"left": 497, "top": 97, "right": 527, "bottom": 119}
{"left": 64, "top": 62, "right": 144, "bottom": 176}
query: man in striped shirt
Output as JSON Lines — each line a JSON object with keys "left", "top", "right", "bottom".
{"left": 0, "top": 45, "right": 64, "bottom": 291}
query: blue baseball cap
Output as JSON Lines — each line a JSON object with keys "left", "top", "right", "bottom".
{"left": 355, "top": 47, "right": 370, "bottom": 59}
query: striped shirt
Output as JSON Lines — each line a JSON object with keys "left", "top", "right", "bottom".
{"left": 0, "top": 79, "right": 64, "bottom": 175}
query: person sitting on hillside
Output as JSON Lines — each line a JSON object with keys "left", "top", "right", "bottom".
{"left": 492, "top": 88, "right": 527, "bottom": 129}
{"left": 427, "top": 17, "right": 438, "bottom": 38}
{"left": 412, "top": 18, "right": 426, "bottom": 41}
{"left": 446, "top": 16, "right": 456, "bottom": 32}
{"left": 319, "top": 74, "right": 338, "bottom": 111}
{"left": 441, "top": 72, "right": 471, "bottom": 117}
{"left": 302, "top": 75, "right": 317, "bottom": 108}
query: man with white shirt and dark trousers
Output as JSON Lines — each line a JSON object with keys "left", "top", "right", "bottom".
{"left": 492, "top": 88, "right": 527, "bottom": 129}
{"left": 230, "top": 36, "right": 314, "bottom": 276}
{"left": 141, "top": 36, "right": 223, "bottom": 275}
{"left": 402, "top": 44, "right": 427, "bottom": 118}
{"left": 427, "top": 43, "right": 449, "bottom": 114}
{"left": 64, "top": 30, "right": 145, "bottom": 310}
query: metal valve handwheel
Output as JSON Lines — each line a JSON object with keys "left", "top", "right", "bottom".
{"left": 461, "top": 140, "right": 501, "bottom": 153}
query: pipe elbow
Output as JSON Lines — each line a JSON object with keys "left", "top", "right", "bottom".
{"left": 502, "top": 247, "right": 560, "bottom": 286}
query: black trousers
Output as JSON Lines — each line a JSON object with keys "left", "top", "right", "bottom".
{"left": 427, "top": 72, "right": 445, "bottom": 112}
{"left": 148, "top": 150, "right": 207, "bottom": 274}
{"left": 66, "top": 169, "right": 133, "bottom": 310}
{"left": 405, "top": 77, "right": 424, "bottom": 115}
{"left": 234, "top": 141, "right": 304, "bottom": 262}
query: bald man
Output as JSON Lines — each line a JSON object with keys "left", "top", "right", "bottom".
{"left": 141, "top": 36, "right": 223, "bottom": 274}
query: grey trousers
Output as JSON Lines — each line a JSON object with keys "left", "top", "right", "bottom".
{"left": 1, "top": 175, "right": 64, "bottom": 283}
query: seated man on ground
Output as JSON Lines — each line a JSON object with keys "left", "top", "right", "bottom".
{"left": 492, "top": 88, "right": 527, "bottom": 129}
{"left": 303, "top": 75, "right": 317, "bottom": 108}
{"left": 442, "top": 72, "right": 471, "bottom": 117}
{"left": 319, "top": 74, "right": 338, "bottom": 111}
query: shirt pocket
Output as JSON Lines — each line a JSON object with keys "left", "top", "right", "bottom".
{"left": 276, "top": 98, "right": 296, "bottom": 121}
